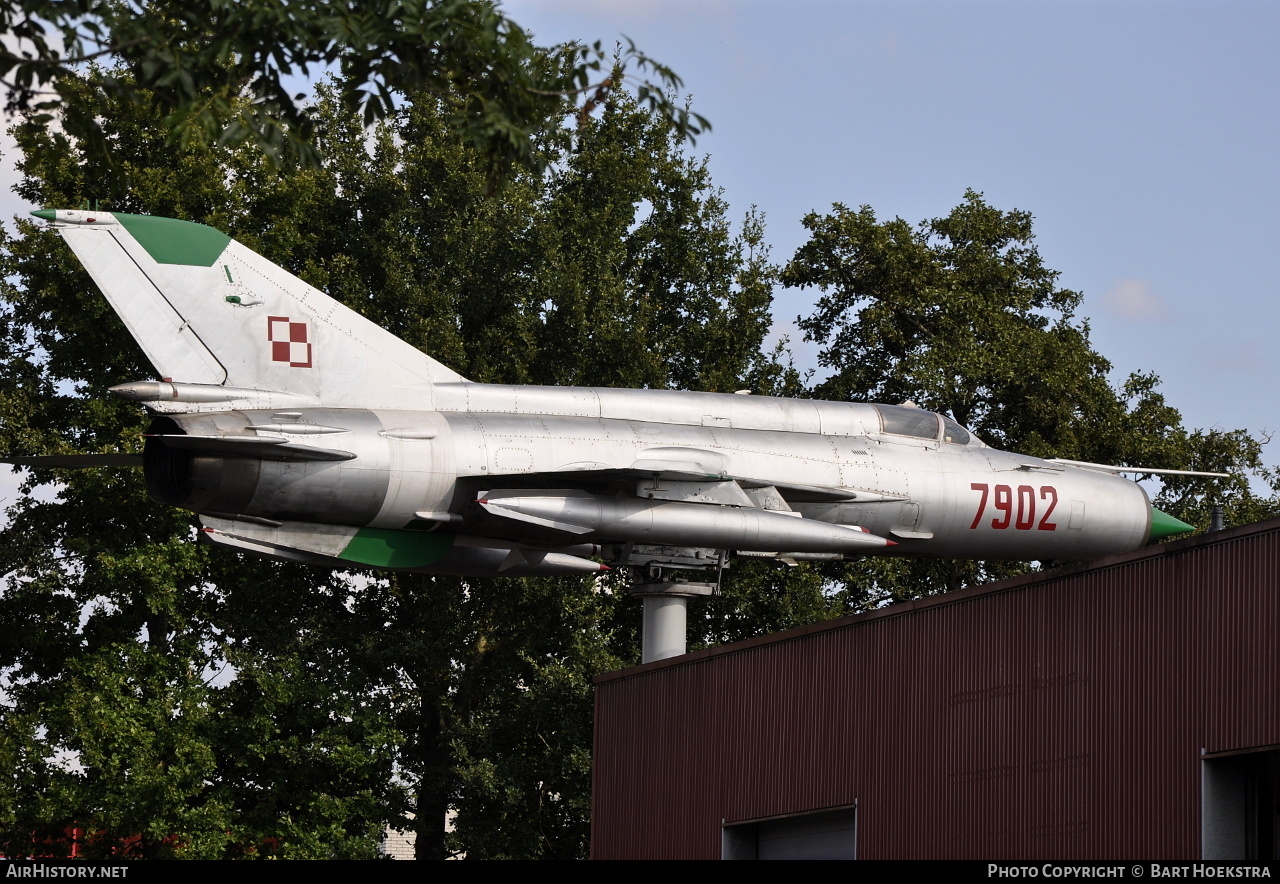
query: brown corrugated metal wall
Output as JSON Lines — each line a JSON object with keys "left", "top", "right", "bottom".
{"left": 591, "top": 517, "right": 1280, "bottom": 859}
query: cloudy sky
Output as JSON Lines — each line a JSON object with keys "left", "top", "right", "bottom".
{"left": 505, "top": 0, "right": 1280, "bottom": 449}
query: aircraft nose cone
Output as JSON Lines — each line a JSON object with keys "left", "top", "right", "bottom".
{"left": 1150, "top": 507, "right": 1195, "bottom": 541}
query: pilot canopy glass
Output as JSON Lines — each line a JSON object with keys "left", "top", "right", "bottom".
{"left": 874, "top": 405, "right": 972, "bottom": 445}
{"left": 942, "top": 416, "right": 970, "bottom": 445}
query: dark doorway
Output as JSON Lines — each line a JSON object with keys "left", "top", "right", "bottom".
{"left": 1203, "top": 748, "right": 1280, "bottom": 860}
{"left": 723, "top": 805, "right": 857, "bottom": 860}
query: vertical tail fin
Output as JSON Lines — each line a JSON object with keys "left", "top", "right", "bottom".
{"left": 35, "top": 209, "right": 465, "bottom": 408}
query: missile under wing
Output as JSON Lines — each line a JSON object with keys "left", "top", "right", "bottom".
{"left": 7, "top": 209, "right": 1212, "bottom": 576}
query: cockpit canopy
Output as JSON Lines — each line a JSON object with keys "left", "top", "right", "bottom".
{"left": 874, "top": 404, "right": 978, "bottom": 446}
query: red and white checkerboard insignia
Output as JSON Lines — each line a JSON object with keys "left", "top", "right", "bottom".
{"left": 267, "top": 316, "right": 312, "bottom": 368}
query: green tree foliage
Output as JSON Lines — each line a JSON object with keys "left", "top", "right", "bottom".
{"left": 0, "top": 0, "right": 706, "bottom": 182}
{"left": 786, "top": 191, "right": 1148, "bottom": 457}
{"left": 782, "top": 190, "right": 1279, "bottom": 602}
{"left": 0, "top": 71, "right": 768, "bottom": 858}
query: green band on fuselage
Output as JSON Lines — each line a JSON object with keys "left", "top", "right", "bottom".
{"left": 338, "top": 527, "right": 455, "bottom": 568}
{"left": 113, "top": 213, "right": 231, "bottom": 266}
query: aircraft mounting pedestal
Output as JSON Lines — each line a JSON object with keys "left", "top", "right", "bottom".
{"left": 629, "top": 579, "right": 717, "bottom": 664}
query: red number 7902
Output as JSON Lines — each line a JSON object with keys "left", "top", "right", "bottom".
{"left": 969, "top": 483, "right": 1057, "bottom": 531}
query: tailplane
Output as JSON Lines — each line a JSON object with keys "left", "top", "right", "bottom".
{"left": 33, "top": 209, "right": 465, "bottom": 409}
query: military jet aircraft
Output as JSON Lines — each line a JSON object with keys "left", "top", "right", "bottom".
{"left": 6, "top": 209, "right": 1216, "bottom": 577}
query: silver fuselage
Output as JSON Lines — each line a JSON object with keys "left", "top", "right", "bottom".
{"left": 147, "top": 382, "right": 1152, "bottom": 563}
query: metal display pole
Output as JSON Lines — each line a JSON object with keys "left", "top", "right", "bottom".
{"left": 630, "top": 579, "right": 717, "bottom": 663}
